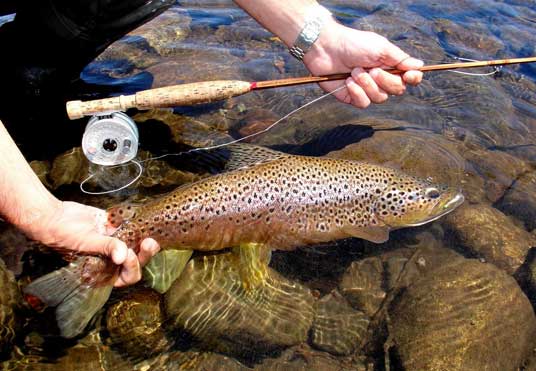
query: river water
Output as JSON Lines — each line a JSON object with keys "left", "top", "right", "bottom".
{"left": 1, "top": 1, "right": 536, "bottom": 370}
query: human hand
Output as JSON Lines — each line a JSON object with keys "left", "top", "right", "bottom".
{"left": 303, "top": 22, "right": 423, "bottom": 108}
{"left": 35, "top": 201, "right": 160, "bottom": 287}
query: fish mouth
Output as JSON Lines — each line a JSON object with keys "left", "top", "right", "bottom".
{"left": 401, "top": 192, "right": 465, "bottom": 227}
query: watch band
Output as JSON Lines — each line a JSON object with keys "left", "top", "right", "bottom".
{"left": 289, "top": 6, "right": 332, "bottom": 61}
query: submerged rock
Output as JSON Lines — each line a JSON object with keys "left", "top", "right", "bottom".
{"left": 29, "top": 160, "right": 52, "bottom": 189}
{"left": 444, "top": 203, "right": 534, "bottom": 274}
{"left": 255, "top": 343, "right": 370, "bottom": 371}
{"left": 387, "top": 257, "right": 536, "bottom": 371}
{"left": 0, "top": 224, "right": 33, "bottom": 276}
{"left": 165, "top": 253, "right": 315, "bottom": 357}
{"left": 338, "top": 257, "right": 386, "bottom": 317}
{"left": 46, "top": 145, "right": 201, "bottom": 191}
{"left": 496, "top": 171, "right": 536, "bottom": 231}
{"left": 95, "top": 9, "right": 191, "bottom": 73}
{"left": 311, "top": 290, "right": 369, "bottom": 356}
{"left": 106, "top": 289, "right": 170, "bottom": 359}
{"left": 0, "top": 258, "right": 21, "bottom": 356}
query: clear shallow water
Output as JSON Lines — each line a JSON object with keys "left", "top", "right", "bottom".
{"left": 2, "top": 1, "right": 536, "bottom": 369}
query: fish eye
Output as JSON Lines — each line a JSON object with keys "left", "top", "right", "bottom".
{"left": 425, "top": 187, "right": 441, "bottom": 199}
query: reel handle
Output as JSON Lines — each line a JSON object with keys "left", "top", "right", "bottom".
{"left": 66, "top": 80, "right": 253, "bottom": 119}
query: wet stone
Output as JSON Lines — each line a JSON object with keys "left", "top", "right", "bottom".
{"left": 95, "top": 9, "right": 191, "bottom": 73}
{"left": 165, "top": 253, "right": 315, "bottom": 357}
{"left": 387, "top": 256, "right": 536, "bottom": 371}
{"left": 311, "top": 290, "right": 370, "bottom": 356}
{"left": 29, "top": 160, "right": 52, "bottom": 189}
{"left": 0, "top": 223, "right": 33, "bottom": 276}
{"left": 338, "top": 257, "right": 386, "bottom": 317}
{"left": 134, "top": 349, "right": 249, "bottom": 371}
{"left": 443, "top": 203, "right": 535, "bottom": 274}
{"left": 48, "top": 147, "right": 89, "bottom": 189}
{"left": 106, "top": 289, "right": 170, "bottom": 360}
{"left": 326, "top": 128, "right": 485, "bottom": 202}
{"left": 496, "top": 171, "right": 536, "bottom": 231}
{"left": 255, "top": 343, "right": 370, "bottom": 371}
{"left": 0, "top": 258, "right": 21, "bottom": 357}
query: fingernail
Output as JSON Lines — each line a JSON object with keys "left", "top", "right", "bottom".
{"left": 111, "top": 244, "right": 127, "bottom": 264}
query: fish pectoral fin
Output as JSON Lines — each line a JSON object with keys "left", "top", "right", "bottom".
{"left": 344, "top": 225, "right": 390, "bottom": 244}
{"left": 143, "top": 250, "right": 193, "bottom": 294}
{"left": 233, "top": 243, "right": 270, "bottom": 291}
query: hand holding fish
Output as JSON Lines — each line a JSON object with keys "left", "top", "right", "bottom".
{"left": 0, "top": 120, "right": 159, "bottom": 287}
{"left": 35, "top": 201, "right": 161, "bottom": 287}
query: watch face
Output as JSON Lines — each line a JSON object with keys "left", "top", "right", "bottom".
{"left": 302, "top": 20, "right": 321, "bottom": 42}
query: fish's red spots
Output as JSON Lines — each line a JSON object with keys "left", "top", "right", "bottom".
{"left": 24, "top": 293, "right": 45, "bottom": 311}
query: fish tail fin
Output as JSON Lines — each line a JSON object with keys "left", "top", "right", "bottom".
{"left": 24, "top": 256, "right": 117, "bottom": 338}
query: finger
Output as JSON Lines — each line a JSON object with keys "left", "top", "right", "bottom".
{"left": 397, "top": 57, "right": 424, "bottom": 71}
{"left": 137, "top": 238, "right": 160, "bottom": 267}
{"left": 379, "top": 42, "right": 411, "bottom": 67}
{"left": 351, "top": 68, "right": 388, "bottom": 104}
{"left": 76, "top": 234, "right": 128, "bottom": 265}
{"left": 402, "top": 70, "right": 423, "bottom": 86}
{"left": 318, "top": 80, "right": 352, "bottom": 104}
{"left": 345, "top": 77, "right": 371, "bottom": 108}
{"left": 369, "top": 68, "right": 406, "bottom": 96}
{"left": 114, "top": 248, "right": 141, "bottom": 287}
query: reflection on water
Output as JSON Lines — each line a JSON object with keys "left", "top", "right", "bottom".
{"left": 2, "top": 0, "right": 536, "bottom": 369}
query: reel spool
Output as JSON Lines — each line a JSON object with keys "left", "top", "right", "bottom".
{"left": 82, "top": 112, "right": 139, "bottom": 166}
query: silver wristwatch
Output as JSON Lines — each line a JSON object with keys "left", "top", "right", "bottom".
{"left": 289, "top": 7, "right": 332, "bottom": 61}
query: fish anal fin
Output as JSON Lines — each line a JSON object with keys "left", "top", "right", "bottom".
{"left": 143, "top": 250, "right": 193, "bottom": 294}
{"left": 232, "top": 242, "right": 270, "bottom": 291}
{"left": 344, "top": 225, "right": 391, "bottom": 244}
{"left": 107, "top": 203, "right": 141, "bottom": 228}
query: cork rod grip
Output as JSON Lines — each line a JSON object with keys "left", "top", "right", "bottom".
{"left": 66, "top": 80, "right": 252, "bottom": 119}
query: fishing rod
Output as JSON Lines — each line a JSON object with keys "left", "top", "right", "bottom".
{"left": 66, "top": 56, "right": 536, "bottom": 120}
{"left": 73, "top": 56, "right": 536, "bottom": 167}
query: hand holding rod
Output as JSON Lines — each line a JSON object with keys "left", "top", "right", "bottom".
{"left": 66, "top": 56, "right": 536, "bottom": 120}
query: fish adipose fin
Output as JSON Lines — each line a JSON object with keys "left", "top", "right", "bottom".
{"left": 143, "top": 249, "right": 193, "bottom": 294}
{"left": 224, "top": 144, "right": 289, "bottom": 171}
{"left": 344, "top": 225, "right": 390, "bottom": 244}
{"left": 233, "top": 243, "right": 271, "bottom": 291}
{"left": 24, "top": 256, "right": 116, "bottom": 338}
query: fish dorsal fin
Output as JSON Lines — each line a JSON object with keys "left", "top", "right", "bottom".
{"left": 107, "top": 203, "right": 142, "bottom": 228}
{"left": 224, "top": 143, "right": 289, "bottom": 171}
{"left": 344, "top": 224, "right": 391, "bottom": 244}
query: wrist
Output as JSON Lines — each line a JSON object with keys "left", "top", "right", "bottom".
{"left": 18, "top": 196, "right": 62, "bottom": 245}
{"left": 302, "top": 19, "right": 342, "bottom": 72}
{"left": 288, "top": 4, "right": 337, "bottom": 62}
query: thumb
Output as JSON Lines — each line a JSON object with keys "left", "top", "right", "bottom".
{"left": 77, "top": 234, "right": 128, "bottom": 265}
{"left": 379, "top": 42, "right": 423, "bottom": 71}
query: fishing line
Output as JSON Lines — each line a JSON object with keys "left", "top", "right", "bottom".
{"left": 79, "top": 85, "right": 345, "bottom": 194}
{"left": 139, "top": 85, "right": 347, "bottom": 163}
{"left": 80, "top": 159, "right": 143, "bottom": 195}
{"left": 424, "top": 56, "right": 501, "bottom": 76}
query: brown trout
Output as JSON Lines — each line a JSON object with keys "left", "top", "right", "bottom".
{"left": 24, "top": 145, "right": 463, "bottom": 338}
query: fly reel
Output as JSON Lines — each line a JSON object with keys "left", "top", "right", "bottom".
{"left": 81, "top": 111, "right": 139, "bottom": 166}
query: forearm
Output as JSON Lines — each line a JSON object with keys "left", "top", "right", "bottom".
{"left": 233, "top": 0, "right": 336, "bottom": 47}
{"left": 0, "top": 120, "right": 60, "bottom": 238}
